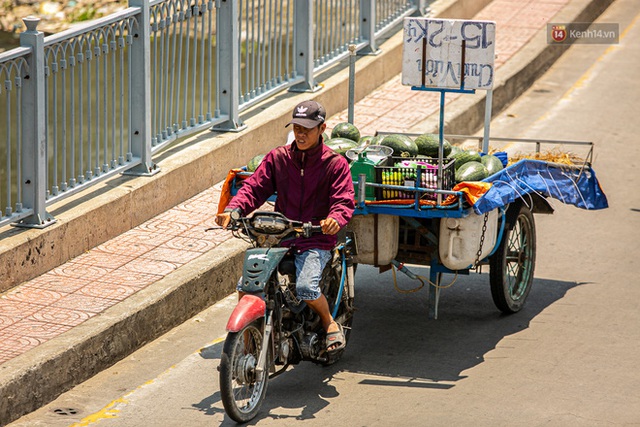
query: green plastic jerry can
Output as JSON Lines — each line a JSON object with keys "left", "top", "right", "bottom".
{"left": 350, "top": 151, "right": 378, "bottom": 201}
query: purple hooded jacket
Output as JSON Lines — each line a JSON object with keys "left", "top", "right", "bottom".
{"left": 227, "top": 139, "right": 355, "bottom": 252}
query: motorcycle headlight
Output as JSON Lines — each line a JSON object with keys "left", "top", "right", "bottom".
{"left": 252, "top": 216, "right": 288, "bottom": 234}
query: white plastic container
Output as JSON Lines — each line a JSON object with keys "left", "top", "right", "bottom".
{"left": 439, "top": 209, "right": 499, "bottom": 270}
{"left": 346, "top": 214, "right": 399, "bottom": 266}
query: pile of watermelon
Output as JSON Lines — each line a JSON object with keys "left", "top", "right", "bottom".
{"left": 325, "top": 124, "right": 505, "bottom": 184}
{"left": 325, "top": 123, "right": 422, "bottom": 159}
{"left": 376, "top": 131, "right": 505, "bottom": 183}
{"left": 447, "top": 147, "right": 504, "bottom": 183}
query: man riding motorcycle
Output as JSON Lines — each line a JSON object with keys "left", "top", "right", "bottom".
{"left": 215, "top": 100, "right": 355, "bottom": 353}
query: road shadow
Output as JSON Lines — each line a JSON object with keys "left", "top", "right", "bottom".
{"left": 340, "top": 265, "right": 584, "bottom": 383}
{"left": 193, "top": 265, "right": 583, "bottom": 423}
{"left": 341, "top": 269, "right": 579, "bottom": 388}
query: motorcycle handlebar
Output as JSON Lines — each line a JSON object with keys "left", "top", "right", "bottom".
{"left": 302, "top": 223, "right": 324, "bottom": 238}
{"left": 226, "top": 211, "right": 324, "bottom": 239}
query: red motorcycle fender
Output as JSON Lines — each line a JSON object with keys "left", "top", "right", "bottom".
{"left": 226, "top": 295, "right": 266, "bottom": 332}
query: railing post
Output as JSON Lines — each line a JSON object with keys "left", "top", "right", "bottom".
{"left": 290, "top": 0, "right": 319, "bottom": 93}
{"left": 359, "top": 0, "right": 380, "bottom": 55}
{"left": 418, "top": 0, "right": 430, "bottom": 16}
{"left": 14, "top": 16, "right": 55, "bottom": 228}
{"left": 124, "top": 0, "right": 159, "bottom": 175}
{"left": 211, "top": 0, "right": 245, "bottom": 132}
{"left": 347, "top": 44, "right": 356, "bottom": 124}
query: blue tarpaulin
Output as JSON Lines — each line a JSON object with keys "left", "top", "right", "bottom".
{"left": 473, "top": 159, "right": 609, "bottom": 215}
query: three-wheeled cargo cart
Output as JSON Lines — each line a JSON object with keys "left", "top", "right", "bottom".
{"left": 338, "top": 16, "right": 608, "bottom": 318}
{"left": 345, "top": 134, "right": 607, "bottom": 319}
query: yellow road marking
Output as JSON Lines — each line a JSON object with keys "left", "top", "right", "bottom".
{"left": 68, "top": 397, "right": 128, "bottom": 427}
{"left": 69, "top": 335, "right": 227, "bottom": 426}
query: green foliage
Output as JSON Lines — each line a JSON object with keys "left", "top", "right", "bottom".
{"left": 68, "top": 7, "right": 98, "bottom": 23}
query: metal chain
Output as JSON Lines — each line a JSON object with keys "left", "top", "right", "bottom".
{"left": 473, "top": 212, "right": 489, "bottom": 268}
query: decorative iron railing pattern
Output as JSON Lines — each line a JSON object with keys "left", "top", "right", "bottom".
{"left": 149, "top": 0, "right": 216, "bottom": 148}
{"left": 237, "top": 0, "right": 295, "bottom": 105}
{"left": 43, "top": 10, "right": 141, "bottom": 199}
{"left": 1, "top": 49, "right": 30, "bottom": 221}
{"left": 376, "top": 0, "right": 417, "bottom": 33}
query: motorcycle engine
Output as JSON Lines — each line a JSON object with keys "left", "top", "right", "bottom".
{"left": 300, "top": 332, "right": 321, "bottom": 359}
{"left": 278, "top": 338, "right": 290, "bottom": 362}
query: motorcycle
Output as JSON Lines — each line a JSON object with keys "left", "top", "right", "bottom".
{"left": 217, "top": 210, "right": 356, "bottom": 423}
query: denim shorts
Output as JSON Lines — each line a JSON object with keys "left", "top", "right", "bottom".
{"left": 237, "top": 248, "right": 332, "bottom": 301}
{"left": 293, "top": 249, "right": 332, "bottom": 300}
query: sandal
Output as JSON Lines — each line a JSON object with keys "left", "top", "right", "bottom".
{"left": 325, "top": 323, "right": 346, "bottom": 353}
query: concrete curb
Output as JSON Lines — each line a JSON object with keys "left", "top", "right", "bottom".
{"left": 0, "top": 0, "right": 614, "bottom": 424}
{"left": 0, "top": 238, "right": 247, "bottom": 425}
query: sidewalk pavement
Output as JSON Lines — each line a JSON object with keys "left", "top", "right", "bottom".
{"left": 0, "top": 0, "right": 615, "bottom": 424}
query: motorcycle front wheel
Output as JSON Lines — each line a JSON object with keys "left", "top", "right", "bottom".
{"left": 219, "top": 320, "right": 269, "bottom": 423}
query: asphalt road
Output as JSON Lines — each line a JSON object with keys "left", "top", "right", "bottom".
{"left": 8, "top": 0, "right": 640, "bottom": 425}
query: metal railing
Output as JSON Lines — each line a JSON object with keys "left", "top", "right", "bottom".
{"left": 0, "top": 0, "right": 424, "bottom": 229}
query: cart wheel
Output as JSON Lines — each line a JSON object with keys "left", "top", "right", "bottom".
{"left": 489, "top": 203, "right": 536, "bottom": 313}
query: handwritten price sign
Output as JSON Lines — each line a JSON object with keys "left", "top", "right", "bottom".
{"left": 402, "top": 18, "right": 496, "bottom": 90}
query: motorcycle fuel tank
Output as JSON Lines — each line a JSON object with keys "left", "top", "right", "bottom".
{"left": 240, "top": 247, "right": 290, "bottom": 293}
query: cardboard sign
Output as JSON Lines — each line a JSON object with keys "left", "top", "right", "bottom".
{"left": 402, "top": 18, "right": 496, "bottom": 90}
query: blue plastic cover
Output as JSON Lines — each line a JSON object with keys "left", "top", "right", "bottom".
{"left": 473, "top": 160, "right": 608, "bottom": 215}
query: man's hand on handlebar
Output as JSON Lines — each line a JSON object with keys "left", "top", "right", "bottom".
{"left": 215, "top": 212, "right": 232, "bottom": 229}
{"left": 320, "top": 217, "right": 340, "bottom": 235}
{"left": 215, "top": 208, "right": 242, "bottom": 229}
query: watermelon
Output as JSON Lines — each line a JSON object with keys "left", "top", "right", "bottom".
{"left": 448, "top": 149, "right": 482, "bottom": 169}
{"left": 324, "top": 137, "right": 358, "bottom": 157}
{"left": 331, "top": 122, "right": 361, "bottom": 143}
{"left": 379, "top": 134, "right": 419, "bottom": 158}
{"left": 481, "top": 154, "right": 504, "bottom": 176}
{"left": 414, "top": 133, "right": 452, "bottom": 157}
{"left": 247, "top": 154, "right": 265, "bottom": 172}
{"left": 357, "top": 135, "right": 383, "bottom": 148}
{"left": 455, "top": 161, "right": 489, "bottom": 183}
{"left": 447, "top": 145, "right": 462, "bottom": 158}
{"left": 322, "top": 132, "right": 330, "bottom": 142}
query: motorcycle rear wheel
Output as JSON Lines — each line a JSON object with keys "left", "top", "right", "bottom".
{"left": 219, "top": 320, "right": 269, "bottom": 423}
